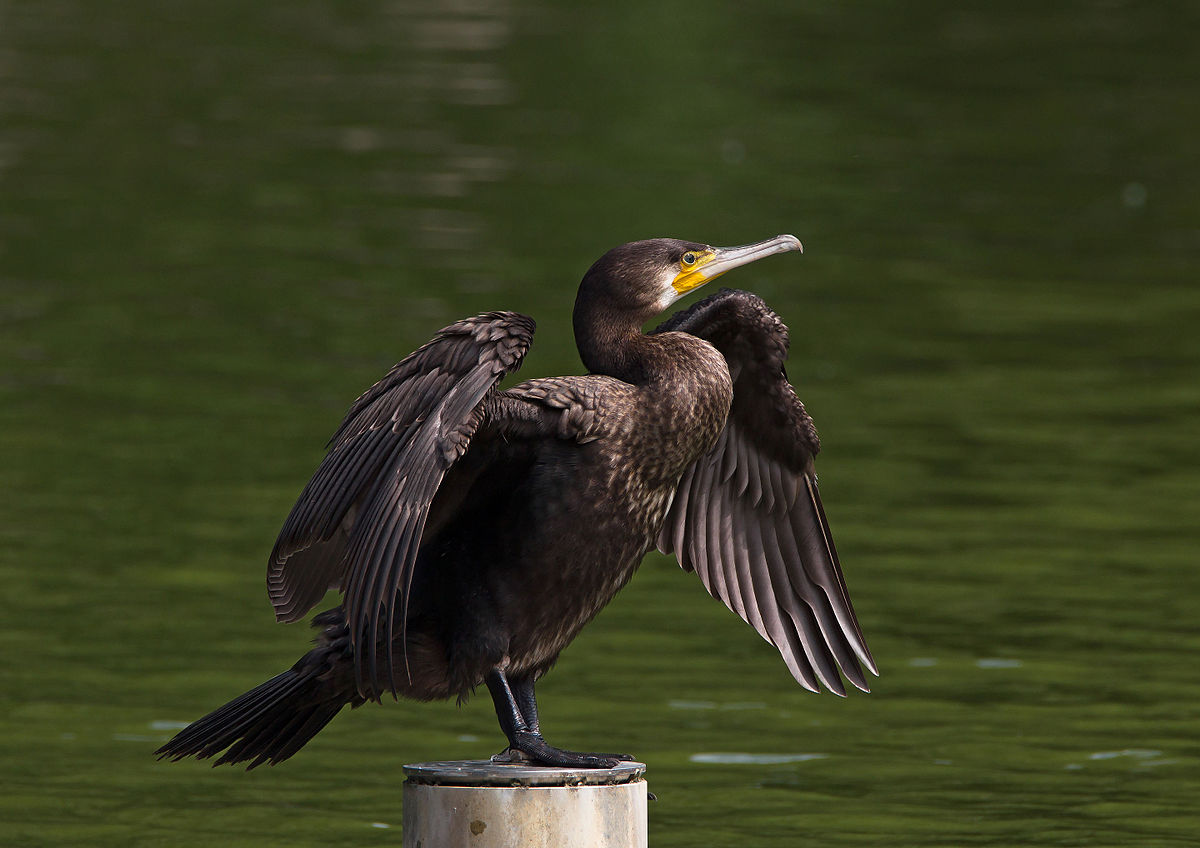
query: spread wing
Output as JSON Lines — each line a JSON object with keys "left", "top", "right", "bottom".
{"left": 266, "top": 311, "right": 535, "bottom": 698}
{"left": 653, "top": 289, "right": 877, "bottom": 695}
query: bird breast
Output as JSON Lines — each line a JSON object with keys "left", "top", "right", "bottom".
{"left": 598, "top": 335, "right": 734, "bottom": 542}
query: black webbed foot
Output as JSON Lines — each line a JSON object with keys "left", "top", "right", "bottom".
{"left": 485, "top": 666, "right": 635, "bottom": 769}
{"left": 492, "top": 730, "right": 632, "bottom": 769}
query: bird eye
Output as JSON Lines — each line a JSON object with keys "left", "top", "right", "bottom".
{"left": 681, "top": 252, "right": 699, "bottom": 267}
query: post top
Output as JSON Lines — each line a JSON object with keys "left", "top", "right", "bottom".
{"left": 403, "top": 759, "right": 646, "bottom": 788}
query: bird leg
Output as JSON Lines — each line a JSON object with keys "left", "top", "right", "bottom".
{"left": 510, "top": 672, "right": 540, "bottom": 735}
{"left": 485, "top": 667, "right": 633, "bottom": 769}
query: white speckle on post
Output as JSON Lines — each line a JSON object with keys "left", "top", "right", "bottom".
{"left": 402, "top": 760, "right": 647, "bottom": 848}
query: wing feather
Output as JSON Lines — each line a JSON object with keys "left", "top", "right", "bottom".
{"left": 688, "top": 452, "right": 716, "bottom": 594}
{"left": 654, "top": 289, "right": 877, "bottom": 694}
{"left": 728, "top": 504, "right": 766, "bottom": 642}
{"left": 752, "top": 509, "right": 822, "bottom": 692}
{"left": 741, "top": 505, "right": 809, "bottom": 684}
{"left": 711, "top": 478, "right": 742, "bottom": 618}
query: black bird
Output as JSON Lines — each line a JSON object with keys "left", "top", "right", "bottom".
{"left": 158, "top": 234, "right": 876, "bottom": 770}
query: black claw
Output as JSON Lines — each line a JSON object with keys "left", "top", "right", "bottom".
{"left": 500, "top": 731, "right": 628, "bottom": 769}
{"left": 490, "top": 746, "right": 533, "bottom": 764}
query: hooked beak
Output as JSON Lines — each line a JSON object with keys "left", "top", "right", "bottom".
{"left": 672, "top": 234, "right": 802, "bottom": 296}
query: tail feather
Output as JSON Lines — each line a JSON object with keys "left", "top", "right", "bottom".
{"left": 157, "top": 664, "right": 349, "bottom": 770}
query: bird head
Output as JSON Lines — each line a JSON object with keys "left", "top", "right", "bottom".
{"left": 576, "top": 234, "right": 803, "bottom": 328}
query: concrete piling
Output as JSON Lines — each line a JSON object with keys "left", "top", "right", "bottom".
{"left": 402, "top": 760, "right": 647, "bottom": 847}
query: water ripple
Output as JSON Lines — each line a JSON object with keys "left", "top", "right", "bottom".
{"left": 690, "top": 753, "right": 827, "bottom": 765}
{"left": 1088, "top": 748, "right": 1162, "bottom": 760}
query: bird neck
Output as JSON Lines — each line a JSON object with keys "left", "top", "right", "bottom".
{"left": 573, "top": 301, "right": 658, "bottom": 384}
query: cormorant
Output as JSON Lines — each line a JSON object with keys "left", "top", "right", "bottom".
{"left": 157, "top": 234, "right": 876, "bottom": 770}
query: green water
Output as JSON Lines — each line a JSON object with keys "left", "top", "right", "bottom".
{"left": 2, "top": 1, "right": 1198, "bottom": 845}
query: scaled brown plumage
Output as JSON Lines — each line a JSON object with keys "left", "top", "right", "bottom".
{"left": 157, "top": 235, "right": 876, "bottom": 770}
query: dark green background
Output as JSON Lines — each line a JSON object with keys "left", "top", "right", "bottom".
{"left": 2, "top": 1, "right": 1197, "bottom": 845}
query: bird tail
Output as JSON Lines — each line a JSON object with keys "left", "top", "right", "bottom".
{"left": 157, "top": 611, "right": 358, "bottom": 769}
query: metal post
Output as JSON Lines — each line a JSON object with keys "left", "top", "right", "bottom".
{"left": 402, "top": 760, "right": 648, "bottom": 848}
